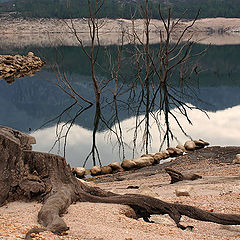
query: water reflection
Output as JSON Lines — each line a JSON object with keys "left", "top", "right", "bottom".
{"left": 1, "top": 43, "right": 240, "bottom": 167}
{"left": 31, "top": 104, "right": 240, "bottom": 168}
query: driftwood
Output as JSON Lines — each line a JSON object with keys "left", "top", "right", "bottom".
{"left": 0, "top": 127, "right": 240, "bottom": 239}
{"left": 165, "top": 167, "right": 202, "bottom": 184}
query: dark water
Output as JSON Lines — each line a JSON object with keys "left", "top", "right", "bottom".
{"left": 1, "top": 44, "right": 240, "bottom": 168}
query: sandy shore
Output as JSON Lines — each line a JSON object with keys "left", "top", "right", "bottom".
{"left": 1, "top": 17, "right": 240, "bottom": 48}
{"left": 0, "top": 147, "right": 240, "bottom": 240}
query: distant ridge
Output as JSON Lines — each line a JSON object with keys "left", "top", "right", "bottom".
{"left": 0, "top": 0, "right": 240, "bottom": 19}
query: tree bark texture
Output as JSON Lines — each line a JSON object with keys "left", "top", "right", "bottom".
{"left": 0, "top": 127, "right": 240, "bottom": 239}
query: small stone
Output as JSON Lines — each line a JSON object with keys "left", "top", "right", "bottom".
{"left": 193, "top": 139, "right": 208, "bottom": 149}
{"left": 175, "top": 186, "right": 193, "bottom": 197}
{"left": 27, "top": 52, "right": 34, "bottom": 57}
{"left": 233, "top": 154, "right": 240, "bottom": 164}
{"left": 150, "top": 215, "right": 174, "bottom": 226}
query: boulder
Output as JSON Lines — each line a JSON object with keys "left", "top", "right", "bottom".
{"left": 132, "top": 156, "right": 154, "bottom": 168}
{"left": 121, "top": 159, "right": 137, "bottom": 170}
{"left": 193, "top": 139, "right": 209, "bottom": 149}
{"left": 233, "top": 154, "right": 240, "bottom": 164}
{"left": 141, "top": 153, "right": 154, "bottom": 158}
{"left": 101, "top": 166, "right": 113, "bottom": 175}
{"left": 199, "top": 139, "right": 210, "bottom": 146}
{"left": 90, "top": 166, "right": 102, "bottom": 176}
{"left": 176, "top": 144, "right": 186, "bottom": 152}
{"left": 108, "top": 162, "right": 124, "bottom": 172}
{"left": 167, "top": 147, "right": 184, "bottom": 157}
{"left": 174, "top": 148, "right": 184, "bottom": 156}
{"left": 27, "top": 51, "right": 34, "bottom": 57}
{"left": 73, "top": 167, "right": 86, "bottom": 178}
{"left": 153, "top": 150, "right": 170, "bottom": 163}
{"left": 184, "top": 140, "right": 196, "bottom": 151}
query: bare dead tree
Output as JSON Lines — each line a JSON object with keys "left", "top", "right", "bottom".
{"left": 55, "top": 0, "right": 109, "bottom": 167}
{"left": 127, "top": 4, "right": 208, "bottom": 154}
{"left": 46, "top": 1, "right": 209, "bottom": 167}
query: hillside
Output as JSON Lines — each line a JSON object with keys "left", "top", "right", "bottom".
{"left": 0, "top": 0, "right": 240, "bottom": 19}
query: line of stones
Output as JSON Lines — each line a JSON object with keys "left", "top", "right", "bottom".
{"left": 72, "top": 139, "right": 210, "bottom": 178}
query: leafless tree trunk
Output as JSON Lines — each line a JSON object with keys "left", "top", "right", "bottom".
{"left": 48, "top": 1, "right": 208, "bottom": 166}
{"left": 128, "top": 4, "right": 208, "bottom": 153}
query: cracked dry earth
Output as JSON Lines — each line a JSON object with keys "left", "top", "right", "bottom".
{"left": 0, "top": 147, "right": 240, "bottom": 240}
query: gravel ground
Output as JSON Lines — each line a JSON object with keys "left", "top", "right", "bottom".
{"left": 0, "top": 149, "right": 240, "bottom": 240}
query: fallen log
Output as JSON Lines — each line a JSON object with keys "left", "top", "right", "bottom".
{"left": 0, "top": 127, "right": 239, "bottom": 239}
{"left": 165, "top": 167, "right": 202, "bottom": 184}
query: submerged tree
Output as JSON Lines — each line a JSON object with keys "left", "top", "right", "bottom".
{"left": 46, "top": 1, "right": 208, "bottom": 167}
{"left": 127, "top": 4, "right": 208, "bottom": 155}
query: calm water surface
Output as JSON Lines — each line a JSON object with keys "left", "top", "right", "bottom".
{"left": 1, "top": 43, "right": 240, "bottom": 168}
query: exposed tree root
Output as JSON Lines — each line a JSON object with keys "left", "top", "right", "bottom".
{"left": 0, "top": 129, "right": 240, "bottom": 239}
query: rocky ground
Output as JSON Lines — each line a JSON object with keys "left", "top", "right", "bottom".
{"left": 1, "top": 17, "right": 240, "bottom": 48}
{"left": 0, "top": 146, "right": 240, "bottom": 239}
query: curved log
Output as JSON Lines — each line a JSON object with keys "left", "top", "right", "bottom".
{"left": 165, "top": 167, "right": 202, "bottom": 184}
{"left": 0, "top": 127, "right": 240, "bottom": 239}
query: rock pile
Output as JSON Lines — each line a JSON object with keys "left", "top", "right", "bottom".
{"left": 0, "top": 52, "right": 45, "bottom": 84}
{"left": 72, "top": 139, "right": 210, "bottom": 178}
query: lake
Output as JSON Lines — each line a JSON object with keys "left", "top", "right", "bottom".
{"left": 1, "top": 38, "right": 240, "bottom": 168}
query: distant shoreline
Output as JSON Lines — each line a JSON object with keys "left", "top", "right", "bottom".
{"left": 1, "top": 17, "right": 240, "bottom": 47}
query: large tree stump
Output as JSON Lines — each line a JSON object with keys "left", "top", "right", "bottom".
{"left": 0, "top": 127, "right": 240, "bottom": 239}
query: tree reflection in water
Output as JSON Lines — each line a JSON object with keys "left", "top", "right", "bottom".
{"left": 45, "top": 6, "right": 209, "bottom": 167}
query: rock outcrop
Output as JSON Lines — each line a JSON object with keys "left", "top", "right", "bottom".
{"left": 0, "top": 52, "right": 45, "bottom": 84}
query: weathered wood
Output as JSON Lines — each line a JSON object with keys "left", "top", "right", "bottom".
{"left": 1, "top": 127, "right": 240, "bottom": 240}
{"left": 165, "top": 167, "right": 202, "bottom": 184}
